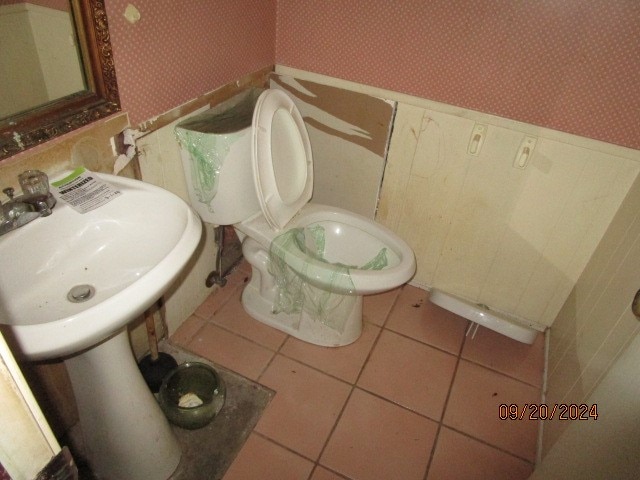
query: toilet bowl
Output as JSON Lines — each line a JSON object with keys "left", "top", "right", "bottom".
{"left": 176, "top": 88, "right": 415, "bottom": 346}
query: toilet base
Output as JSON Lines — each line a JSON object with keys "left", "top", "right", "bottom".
{"left": 239, "top": 235, "right": 363, "bottom": 347}
{"left": 241, "top": 280, "right": 363, "bottom": 347}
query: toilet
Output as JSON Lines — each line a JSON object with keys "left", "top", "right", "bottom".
{"left": 176, "top": 89, "right": 415, "bottom": 346}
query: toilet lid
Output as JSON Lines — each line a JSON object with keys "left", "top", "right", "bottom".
{"left": 252, "top": 89, "right": 313, "bottom": 230}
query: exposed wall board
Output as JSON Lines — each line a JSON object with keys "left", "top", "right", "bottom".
{"left": 378, "top": 105, "right": 639, "bottom": 328}
{"left": 270, "top": 74, "right": 394, "bottom": 218}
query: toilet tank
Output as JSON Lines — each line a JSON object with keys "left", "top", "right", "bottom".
{"left": 175, "top": 89, "right": 262, "bottom": 225}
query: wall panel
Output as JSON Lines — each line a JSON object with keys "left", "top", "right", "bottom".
{"left": 378, "top": 105, "right": 638, "bottom": 328}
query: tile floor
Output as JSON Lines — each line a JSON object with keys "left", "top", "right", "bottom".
{"left": 171, "top": 261, "right": 545, "bottom": 480}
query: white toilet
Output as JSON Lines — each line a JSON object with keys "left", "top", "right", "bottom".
{"left": 176, "top": 89, "right": 415, "bottom": 346}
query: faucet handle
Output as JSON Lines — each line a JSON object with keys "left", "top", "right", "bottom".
{"left": 19, "top": 170, "right": 49, "bottom": 197}
{"left": 3, "top": 187, "right": 14, "bottom": 200}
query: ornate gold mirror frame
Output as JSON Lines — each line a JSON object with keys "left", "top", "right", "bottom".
{"left": 0, "top": 0, "right": 120, "bottom": 160}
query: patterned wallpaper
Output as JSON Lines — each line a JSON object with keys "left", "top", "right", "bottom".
{"left": 102, "top": 1, "right": 638, "bottom": 149}
{"left": 105, "top": 0, "right": 276, "bottom": 126}
{"left": 276, "top": 0, "right": 640, "bottom": 150}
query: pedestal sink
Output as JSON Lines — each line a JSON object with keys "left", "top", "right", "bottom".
{"left": 0, "top": 172, "right": 202, "bottom": 479}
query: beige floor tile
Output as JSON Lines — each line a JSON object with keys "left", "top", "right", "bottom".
{"left": 310, "top": 466, "right": 348, "bottom": 480}
{"left": 386, "top": 285, "right": 468, "bottom": 354}
{"left": 256, "top": 355, "right": 352, "bottom": 460}
{"left": 223, "top": 433, "right": 314, "bottom": 480}
{"left": 194, "top": 284, "right": 241, "bottom": 320}
{"left": 462, "top": 328, "right": 545, "bottom": 387}
{"left": 427, "top": 427, "right": 534, "bottom": 480}
{"left": 321, "top": 388, "right": 437, "bottom": 480}
{"left": 178, "top": 275, "right": 543, "bottom": 477}
{"left": 170, "top": 314, "right": 205, "bottom": 346}
{"left": 211, "top": 288, "right": 288, "bottom": 351}
{"left": 187, "top": 323, "right": 274, "bottom": 381}
{"left": 358, "top": 330, "right": 457, "bottom": 420}
{"left": 443, "top": 360, "right": 540, "bottom": 462}
{"left": 363, "top": 287, "right": 401, "bottom": 326}
{"left": 280, "top": 321, "right": 380, "bottom": 383}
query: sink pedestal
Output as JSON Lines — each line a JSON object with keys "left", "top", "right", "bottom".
{"left": 65, "top": 328, "right": 181, "bottom": 480}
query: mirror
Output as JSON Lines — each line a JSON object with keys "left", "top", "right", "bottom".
{"left": 0, "top": 0, "right": 120, "bottom": 160}
{"left": 0, "top": 0, "right": 85, "bottom": 119}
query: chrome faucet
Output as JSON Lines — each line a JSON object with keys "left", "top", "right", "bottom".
{"left": 22, "top": 192, "right": 54, "bottom": 216}
{"left": 0, "top": 171, "right": 56, "bottom": 236}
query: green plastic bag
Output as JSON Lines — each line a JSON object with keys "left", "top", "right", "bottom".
{"left": 174, "top": 90, "right": 260, "bottom": 212}
{"left": 268, "top": 225, "right": 388, "bottom": 333}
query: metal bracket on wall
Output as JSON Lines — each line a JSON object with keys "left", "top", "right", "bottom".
{"left": 467, "top": 123, "right": 487, "bottom": 156}
{"left": 514, "top": 135, "right": 537, "bottom": 169}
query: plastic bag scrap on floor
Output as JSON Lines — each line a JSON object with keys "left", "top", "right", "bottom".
{"left": 268, "top": 225, "right": 388, "bottom": 333}
{"left": 174, "top": 89, "right": 261, "bottom": 212}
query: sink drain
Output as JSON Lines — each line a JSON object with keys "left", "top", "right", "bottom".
{"left": 67, "top": 284, "right": 96, "bottom": 303}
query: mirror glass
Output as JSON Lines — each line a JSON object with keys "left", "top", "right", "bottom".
{"left": 0, "top": 0, "right": 86, "bottom": 119}
{"left": 0, "top": 0, "right": 120, "bottom": 160}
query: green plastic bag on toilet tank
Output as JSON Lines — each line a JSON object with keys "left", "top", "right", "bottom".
{"left": 174, "top": 89, "right": 262, "bottom": 212}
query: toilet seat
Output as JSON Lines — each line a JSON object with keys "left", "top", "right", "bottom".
{"left": 252, "top": 89, "right": 313, "bottom": 230}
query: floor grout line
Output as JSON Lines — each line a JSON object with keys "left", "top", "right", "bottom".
{"left": 309, "top": 300, "right": 390, "bottom": 479}
{"left": 421, "top": 330, "right": 468, "bottom": 480}
{"left": 441, "top": 424, "right": 538, "bottom": 465}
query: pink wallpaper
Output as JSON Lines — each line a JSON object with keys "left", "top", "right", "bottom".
{"left": 105, "top": 0, "right": 276, "bottom": 126}
{"left": 276, "top": 0, "right": 640, "bottom": 150}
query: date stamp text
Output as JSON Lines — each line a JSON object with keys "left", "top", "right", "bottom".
{"left": 499, "top": 403, "right": 598, "bottom": 421}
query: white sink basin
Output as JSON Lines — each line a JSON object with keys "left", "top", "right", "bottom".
{"left": 0, "top": 173, "right": 202, "bottom": 360}
{"left": 0, "top": 172, "right": 202, "bottom": 480}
